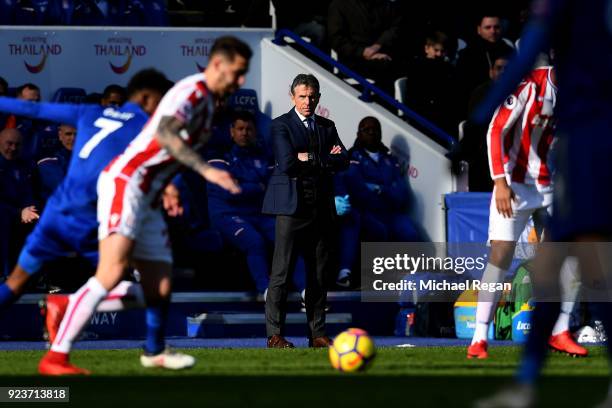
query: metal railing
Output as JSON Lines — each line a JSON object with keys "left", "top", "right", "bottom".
{"left": 272, "top": 29, "right": 457, "bottom": 150}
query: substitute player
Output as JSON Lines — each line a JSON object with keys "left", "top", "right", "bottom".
{"left": 0, "top": 69, "right": 173, "bottom": 344}
{"left": 466, "top": 66, "right": 586, "bottom": 359}
{"left": 38, "top": 36, "right": 252, "bottom": 375}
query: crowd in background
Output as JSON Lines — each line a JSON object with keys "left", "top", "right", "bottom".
{"left": 0, "top": 0, "right": 540, "bottom": 295}
{"left": 2, "top": 0, "right": 540, "bottom": 191}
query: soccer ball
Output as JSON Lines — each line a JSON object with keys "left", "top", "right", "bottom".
{"left": 328, "top": 328, "right": 376, "bottom": 372}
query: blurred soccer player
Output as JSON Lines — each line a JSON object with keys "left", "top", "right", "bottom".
{"left": 472, "top": 0, "right": 612, "bottom": 406}
{"left": 467, "top": 66, "right": 585, "bottom": 360}
{"left": 0, "top": 69, "right": 172, "bottom": 345}
{"left": 39, "top": 36, "right": 252, "bottom": 375}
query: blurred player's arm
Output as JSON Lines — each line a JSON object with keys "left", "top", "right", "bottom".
{"left": 0, "top": 97, "right": 81, "bottom": 125}
{"left": 208, "top": 159, "right": 263, "bottom": 200}
{"left": 155, "top": 115, "right": 240, "bottom": 194}
{"left": 486, "top": 85, "right": 529, "bottom": 218}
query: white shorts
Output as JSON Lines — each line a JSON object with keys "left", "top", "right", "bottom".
{"left": 488, "top": 182, "right": 553, "bottom": 242}
{"left": 97, "top": 170, "right": 172, "bottom": 263}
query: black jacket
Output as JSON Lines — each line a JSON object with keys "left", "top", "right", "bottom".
{"left": 262, "top": 109, "right": 348, "bottom": 215}
{"left": 456, "top": 37, "right": 514, "bottom": 109}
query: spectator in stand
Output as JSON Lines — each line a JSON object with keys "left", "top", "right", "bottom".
{"left": 404, "top": 31, "right": 459, "bottom": 135}
{"left": 334, "top": 116, "right": 420, "bottom": 288}
{"left": 100, "top": 84, "right": 126, "bottom": 107}
{"left": 272, "top": 0, "right": 330, "bottom": 48}
{"left": 460, "top": 52, "right": 512, "bottom": 192}
{"left": 0, "top": 129, "right": 38, "bottom": 278}
{"left": 3, "top": 83, "right": 44, "bottom": 161}
{"left": 207, "top": 111, "right": 305, "bottom": 299}
{"left": 456, "top": 13, "right": 514, "bottom": 114}
{"left": 3, "top": 83, "right": 41, "bottom": 129}
{"left": 37, "top": 124, "right": 76, "bottom": 204}
{"left": 328, "top": 0, "right": 403, "bottom": 93}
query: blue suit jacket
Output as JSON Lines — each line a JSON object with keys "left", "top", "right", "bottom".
{"left": 262, "top": 109, "right": 349, "bottom": 215}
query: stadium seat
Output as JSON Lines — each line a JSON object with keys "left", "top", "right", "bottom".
{"left": 226, "top": 88, "right": 272, "bottom": 152}
{"left": 13, "top": 0, "right": 41, "bottom": 25}
{"left": 121, "top": 0, "right": 167, "bottom": 26}
{"left": 458, "top": 120, "right": 466, "bottom": 142}
{"left": 12, "top": 0, "right": 67, "bottom": 25}
{"left": 227, "top": 88, "right": 260, "bottom": 115}
{"left": 32, "top": 125, "right": 60, "bottom": 160}
{"left": 0, "top": 0, "right": 16, "bottom": 24}
{"left": 48, "top": 0, "right": 74, "bottom": 24}
{"left": 502, "top": 37, "right": 516, "bottom": 49}
{"left": 394, "top": 77, "right": 407, "bottom": 116}
{"left": 51, "top": 87, "right": 87, "bottom": 104}
{"left": 455, "top": 38, "right": 467, "bottom": 62}
{"left": 72, "top": 0, "right": 121, "bottom": 26}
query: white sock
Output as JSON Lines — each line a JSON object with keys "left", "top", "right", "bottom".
{"left": 51, "top": 277, "right": 108, "bottom": 354}
{"left": 473, "top": 322, "right": 490, "bottom": 344}
{"left": 96, "top": 281, "right": 145, "bottom": 312}
{"left": 552, "top": 257, "right": 580, "bottom": 336}
{"left": 471, "top": 263, "right": 505, "bottom": 344}
{"left": 552, "top": 309, "right": 571, "bottom": 335}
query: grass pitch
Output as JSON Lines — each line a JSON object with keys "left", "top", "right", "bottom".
{"left": 0, "top": 346, "right": 609, "bottom": 407}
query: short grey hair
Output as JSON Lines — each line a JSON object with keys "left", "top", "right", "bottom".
{"left": 290, "top": 74, "right": 320, "bottom": 95}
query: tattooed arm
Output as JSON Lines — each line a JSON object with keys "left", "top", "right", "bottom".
{"left": 155, "top": 115, "right": 241, "bottom": 193}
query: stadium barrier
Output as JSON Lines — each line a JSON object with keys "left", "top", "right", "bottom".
{"left": 0, "top": 292, "right": 397, "bottom": 340}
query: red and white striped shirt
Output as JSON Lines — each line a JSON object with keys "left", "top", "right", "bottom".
{"left": 104, "top": 72, "right": 215, "bottom": 204}
{"left": 487, "top": 66, "right": 557, "bottom": 187}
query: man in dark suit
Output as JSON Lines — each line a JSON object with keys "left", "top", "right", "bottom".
{"left": 263, "top": 74, "right": 349, "bottom": 348}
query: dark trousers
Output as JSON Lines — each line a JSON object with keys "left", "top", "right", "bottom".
{"left": 265, "top": 207, "right": 334, "bottom": 338}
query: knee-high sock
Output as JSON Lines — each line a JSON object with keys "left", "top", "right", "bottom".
{"left": 552, "top": 257, "right": 580, "bottom": 335}
{"left": 51, "top": 277, "right": 108, "bottom": 354}
{"left": 472, "top": 263, "right": 505, "bottom": 344}
{"left": 96, "top": 281, "right": 145, "bottom": 312}
{"left": 144, "top": 303, "right": 168, "bottom": 355}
